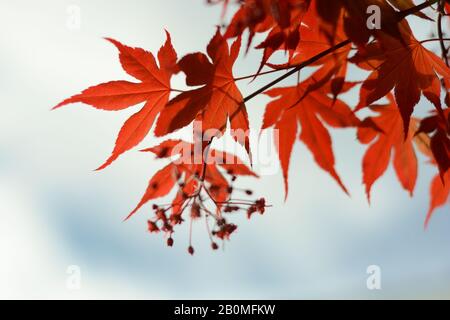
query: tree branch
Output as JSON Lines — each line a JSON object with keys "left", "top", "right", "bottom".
{"left": 397, "top": 0, "right": 438, "bottom": 20}
{"left": 437, "top": 0, "right": 449, "bottom": 66}
{"left": 243, "top": 39, "right": 351, "bottom": 103}
{"left": 243, "top": 0, "right": 440, "bottom": 104}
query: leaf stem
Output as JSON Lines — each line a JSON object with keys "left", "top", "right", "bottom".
{"left": 234, "top": 68, "right": 284, "bottom": 81}
{"left": 420, "top": 38, "right": 450, "bottom": 44}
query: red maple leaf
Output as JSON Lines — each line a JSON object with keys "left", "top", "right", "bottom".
{"left": 262, "top": 76, "right": 360, "bottom": 197}
{"left": 315, "top": 0, "right": 404, "bottom": 46}
{"left": 355, "top": 22, "right": 450, "bottom": 135}
{"left": 54, "top": 31, "right": 178, "bottom": 170}
{"left": 357, "top": 95, "right": 419, "bottom": 202}
{"left": 267, "top": 3, "right": 352, "bottom": 100}
{"left": 416, "top": 109, "right": 450, "bottom": 178}
{"left": 414, "top": 124, "right": 450, "bottom": 227}
{"left": 426, "top": 171, "right": 450, "bottom": 227}
{"left": 154, "top": 30, "right": 251, "bottom": 156}
{"left": 253, "top": 0, "right": 311, "bottom": 74}
{"left": 224, "top": 0, "right": 311, "bottom": 51}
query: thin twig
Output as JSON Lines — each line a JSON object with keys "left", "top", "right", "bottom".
{"left": 397, "top": 0, "right": 438, "bottom": 20}
{"left": 437, "top": 0, "right": 449, "bottom": 66}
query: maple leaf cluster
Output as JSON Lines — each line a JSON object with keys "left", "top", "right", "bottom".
{"left": 55, "top": 0, "right": 450, "bottom": 254}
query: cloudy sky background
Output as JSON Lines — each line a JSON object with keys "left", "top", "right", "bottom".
{"left": 1, "top": 0, "right": 450, "bottom": 299}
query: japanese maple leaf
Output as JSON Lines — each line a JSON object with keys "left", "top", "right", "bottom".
{"left": 224, "top": 0, "right": 310, "bottom": 51}
{"left": 267, "top": 2, "right": 352, "bottom": 100}
{"left": 357, "top": 95, "right": 419, "bottom": 202}
{"left": 155, "top": 30, "right": 251, "bottom": 156}
{"left": 416, "top": 109, "right": 450, "bottom": 178}
{"left": 253, "top": 0, "right": 311, "bottom": 74}
{"left": 54, "top": 31, "right": 178, "bottom": 170}
{"left": 426, "top": 171, "right": 450, "bottom": 227}
{"left": 262, "top": 77, "right": 360, "bottom": 197}
{"left": 126, "top": 139, "right": 257, "bottom": 219}
{"left": 355, "top": 22, "right": 450, "bottom": 136}
{"left": 413, "top": 127, "right": 450, "bottom": 227}
{"left": 315, "top": 0, "right": 403, "bottom": 46}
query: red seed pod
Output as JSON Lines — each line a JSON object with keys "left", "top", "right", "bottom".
{"left": 188, "top": 246, "right": 195, "bottom": 255}
{"left": 215, "top": 223, "right": 237, "bottom": 240}
{"left": 211, "top": 242, "right": 219, "bottom": 250}
{"left": 191, "top": 202, "right": 201, "bottom": 219}
{"left": 169, "top": 213, "right": 184, "bottom": 225}
{"left": 247, "top": 205, "right": 257, "bottom": 219}
{"left": 255, "top": 198, "right": 266, "bottom": 214}
{"left": 162, "top": 222, "right": 174, "bottom": 233}
{"left": 167, "top": 237, "right": 174, "bottom": 247}
{"left": 156, "top": 209, "right": 167, "bottom": 222}
{"left": 147, "top": 220, "right": 160, "bottom": 233}
{"left": 224, "top": 206, "right": 239, "bottom": 213}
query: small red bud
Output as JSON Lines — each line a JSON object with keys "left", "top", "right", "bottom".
{"left": 147, "top": 220, "right": 159, "bottom": 233}
{"left": 247, "top": 205, "right": 257, "bottom": 219}
{"left": 167, "top": 237, "right": 174, "bottom": 247}
{"left": 188, "top": 246, "right": 195, "bottom": 255}
{"left": 211, "top": 242, "right": 219, "bottom": 250}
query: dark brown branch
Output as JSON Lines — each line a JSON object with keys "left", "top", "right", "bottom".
{"left": 243, "top": 40, "right": 351, "bottom": 103}
{"left": 397, "top": 0, "right": 438, "bottom": 20}
{"left": 438, "top": 0, "right": 449, "bottom": 66}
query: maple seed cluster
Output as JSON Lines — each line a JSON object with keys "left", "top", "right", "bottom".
{"left": 145, "top": 165, "right": 267, "bottom": 254}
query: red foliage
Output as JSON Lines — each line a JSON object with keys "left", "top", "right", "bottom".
{"left": 357, "top": 95, "right": 418, "bottom": 202}
{"left": 55, "top": 0, "right": 450, "bottom": 252}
